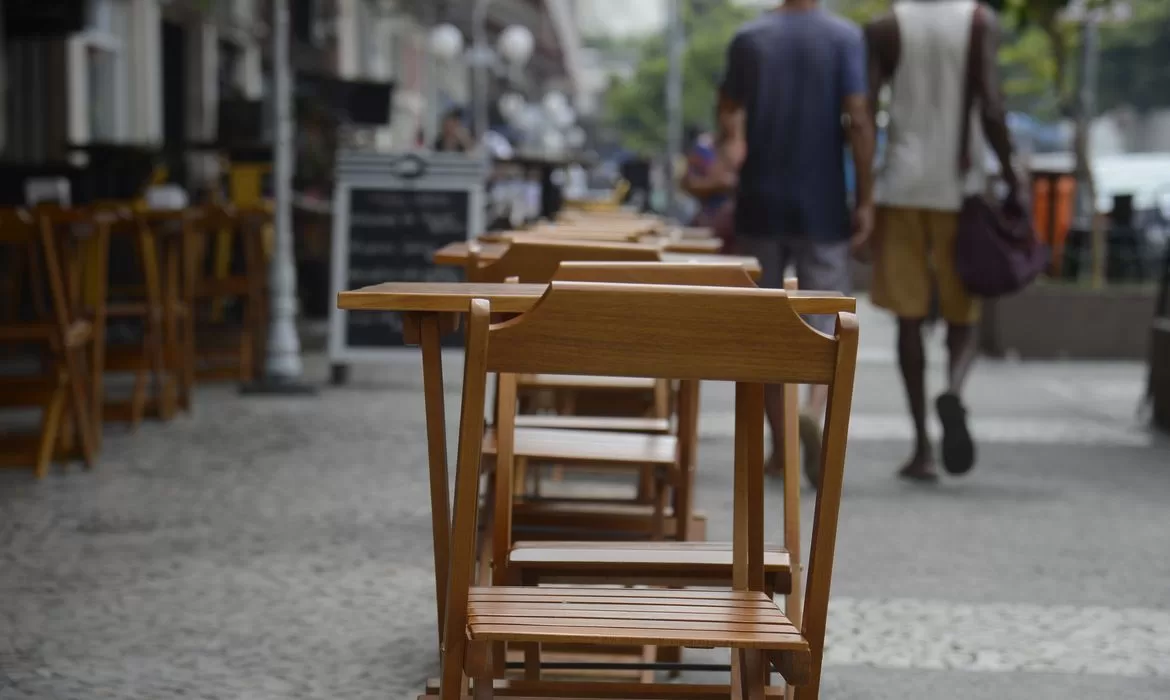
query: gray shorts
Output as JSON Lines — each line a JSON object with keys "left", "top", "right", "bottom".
{"left": 735, "top": 236, "right": 852, "bottom": 335}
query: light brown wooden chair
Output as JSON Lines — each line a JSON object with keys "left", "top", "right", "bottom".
{"left": 0, "top": 208, "right": 105, "bottom": 477}
{"left": 467, "top": 239, "right": 676, "bottom": 502}
{"left": 190, "top": 204, "right": 269, "bottom": 384}
{"left": 500, "top": 263, "right": 803, "bottom": 680}
{"left": 434, "top": 282, "right": 859, "bottom": 700}
{"left": 468, "top": 243, "right": 691, "bottom": 535}
{"left": 89, "top": 205, "right": 185, "bottom": 427}
{"left": 463, "top": 243, "right": 673, "bottom": 423}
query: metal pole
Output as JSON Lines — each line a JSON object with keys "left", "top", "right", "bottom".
{"left": 665, "top": 0, "right": 685, "bottom": 219}
{"left": 246, "top": 0, "right": 312, "bottom": 394}
{"left": 472, "top": 0, "right": 492, "bottom": 139}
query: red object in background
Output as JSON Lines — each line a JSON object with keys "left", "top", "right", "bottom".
{"left": 1031, "top": 174, "right": 1076, "bottom": 276}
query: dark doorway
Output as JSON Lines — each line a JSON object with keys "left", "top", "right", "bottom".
{"left": 161, "top": 20, "right": 187, "bottom": 184}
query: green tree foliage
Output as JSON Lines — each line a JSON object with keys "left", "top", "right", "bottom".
{"left": 1097, "top": 0, "right": 1170, "bottom": 112}
{"left": 602, "top": 0, "right": 756, "bottom": 152}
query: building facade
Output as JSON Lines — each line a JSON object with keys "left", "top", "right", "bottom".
{"left": 1, "top": 0, "right": 582, "bottom": 170}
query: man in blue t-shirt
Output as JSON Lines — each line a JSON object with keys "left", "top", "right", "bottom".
{"left": 718, "top": 0, "right": 875, "bottom": 485}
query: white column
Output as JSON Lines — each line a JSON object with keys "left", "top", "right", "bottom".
{"left": 129, "top": 0, "right": 162, "bottom": 143}
{"left": 336, "top": 0, "right": 360, "bottom": 79}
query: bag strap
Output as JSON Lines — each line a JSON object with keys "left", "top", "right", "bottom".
{"left": 958, "top": 3, "right": 986, "bottom": 174}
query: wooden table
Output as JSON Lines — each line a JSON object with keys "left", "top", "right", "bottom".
{"left": 335, "top": 281, "right": 857, "bottom": 653}
{"left": 434, "top": 241, "right": 758, "bottom": 276}
{"left": 479, "top": 231, "right": 722, "bottom": 254}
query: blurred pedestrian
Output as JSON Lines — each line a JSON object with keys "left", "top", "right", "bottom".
{"left": 865, "top": 0, "right": 1020, "bottom": 481}
{"left": 681, "top": 127, "right": 729, "bottom": 227}
{"left": 434, "top": 107, "right": 475, "bottom": 153}
{"left": 717, "top": 0, "right": 875, "bottom": 485}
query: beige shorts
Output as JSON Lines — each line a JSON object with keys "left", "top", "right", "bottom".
{"left": 871, "top": 207, "right": 981, "bottom": 325}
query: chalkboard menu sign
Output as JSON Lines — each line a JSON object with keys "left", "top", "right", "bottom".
{"left": 344, "top": 188, "right": 468, "bottom": 348}
{"left": 329, "top": 151, "right": 486, "bottom": 372}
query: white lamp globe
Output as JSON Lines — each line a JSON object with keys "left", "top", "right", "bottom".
{"left": 551, "top": 103, "right": 576, "bottom": 129}
{"left": 428, "top": 24, "right": 464, "bottom": 61}
{"left": 541, "top": 129, "right": 565, "bottom": 154}
{"left": 498, "top": 25, "right": 535, "bottom": 66}
{"left": 542, "top": 90, "right": 569, "bottom": 117}
{"left": 498, "top": 93, "right": 525, "bottom": 123}
{"left": 516, "top": 104, "right": 544, "bottom": 133}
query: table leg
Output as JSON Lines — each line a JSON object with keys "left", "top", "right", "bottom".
{"left": 411, "top": 311, "right": 458, "bottom": 648}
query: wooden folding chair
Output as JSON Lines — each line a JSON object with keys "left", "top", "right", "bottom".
{"left": 190, "top": 204, "right": 269, "bottom": 384}
{"left": 433, "top": 282, "right": 859, "bottom": 700}
{"left": 0, "top": 208, "right": 106, "bottom": 477}
{"left": 87, "top": 205, "right": 183, "bottom": 427}
{"left": 501, "top": 263, "right": 804, "bottom": 680}
{"left": 463, "top": 242, "right": 671, "bottom": 424}
{"left": 467, "top": 242, "right": 686, "bottom": 531}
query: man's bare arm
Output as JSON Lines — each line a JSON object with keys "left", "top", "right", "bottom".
{"left": 975, "top": 8, "right": 1018, "bottom": 192}
{"left": 844, "top": 94, "right": 876, "bottom": 208}
{"left": 716, "top": 92, "right": 745, "bottom": 167}
{"left": 863, "top": 15, "right": 899, "bottom": 126}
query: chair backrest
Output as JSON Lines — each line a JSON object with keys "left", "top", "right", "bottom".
{"left": 553, "top": 261, "right": 756, "bottom": 288}
{"left": 446, "top": 282, "right": 859, "bottom": 694}
{"left": 36, "top": 208, "right": 116, "bottom": 335}
{"left": 489, "top": 262, "right": 759, "bottom": 554}
{"left": 465, "top": 239, "right": 661, "bottom": 283}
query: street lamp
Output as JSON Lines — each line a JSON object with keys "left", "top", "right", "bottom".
{"left": 427, "top": 7, "right": 535, "bottom": 139}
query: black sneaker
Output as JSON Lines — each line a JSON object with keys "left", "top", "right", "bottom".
{"left": 936, "top": 392, "right": 975, "bottom": 475}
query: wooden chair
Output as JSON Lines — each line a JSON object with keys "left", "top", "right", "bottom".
{"left": 87, "top": 205, "right": 185, "bottom": 427}
{"left": 0, "top": 208, "right": 105, "bottom": 477}
{"left": 501, "top": 263, "right": 804, "bottom": 679}
{"left": 190, "top": 204, "right": 269, "bottom": 384}
{"left": 138, "top": 209, "right": 200, "bottom": 412}
{"left": 466, "top": 240, "right": 670, "bottom": 421}
{"left": 467, "top": 243, "right": 687, "bottom": 532}
{"left": 435, "top": 282, "right": 859, "bottom": 700}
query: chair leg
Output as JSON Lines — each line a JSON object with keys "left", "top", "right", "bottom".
{"left": 737, "top": 649, "right": 767, "bottom": 700}
{"left": 468, "top": 642, "right": 494, "bottom": 700}
{"left": 650, "top": 470, "right": 669, "bottom": 541}
{"left": 513, "top": 457, "right": 529, "bottom": 497}
{"left": 63, "top": 350, "right": 97, "bottom": 468}
{"left": 439, "top": 640, "right": 469, "bottom": 700}
{"left": 35, "top": 380, "right": 68, "bottom": 479}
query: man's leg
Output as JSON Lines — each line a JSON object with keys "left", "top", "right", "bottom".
{"left": 898, "top": 317, "right": 936, "bottom": 478}
{"left": 871, "top": 207, "right": 938, "bottom": 481}
{"left": 932, "top": 212, "right": 982, "bottom": 475}
{"left": 793, "top": 240, "right": 852, "bottom": 484}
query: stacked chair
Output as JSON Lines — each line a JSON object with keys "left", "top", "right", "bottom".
{"left": 417, "top": 277, "right": 859, "bottom": 699}
{"left": 0, "top": 201, "right": 270, "bottom": 479}
{"left": 368, "top": 217, "right": 859, "bottom": 698}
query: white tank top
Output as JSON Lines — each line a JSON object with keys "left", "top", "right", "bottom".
{"left": 876, "top": 0, "right": 987, "bottom": 212}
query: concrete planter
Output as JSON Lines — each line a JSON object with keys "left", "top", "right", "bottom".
{"left": 980, "top": 283, "right": 1158, "bottom": 360}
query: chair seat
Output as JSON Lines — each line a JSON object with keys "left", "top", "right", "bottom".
{"left": 467, "top": 587, "right": 807, "bottom": 651}
{"left": 509, "top": 541, "right": 790, "bottom": 576}
{"left": 483, "top": 427, "right": 677, "bottom": 466}
{"left": 514, "top": 414, "right": 671, "bottom": 434}
{"left": 517, "top": 374, "right": 658, "bottom": 391}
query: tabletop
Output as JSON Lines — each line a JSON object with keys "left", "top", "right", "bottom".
{"left": 338, "top": 282, "right": 856, "bottom": 316}
{"left": 432, "top": 241, "right": 759, "bottom": 274}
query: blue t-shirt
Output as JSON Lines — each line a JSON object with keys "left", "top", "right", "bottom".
{"left": 721, "top": 9, "right": 866, "bottom": 241}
